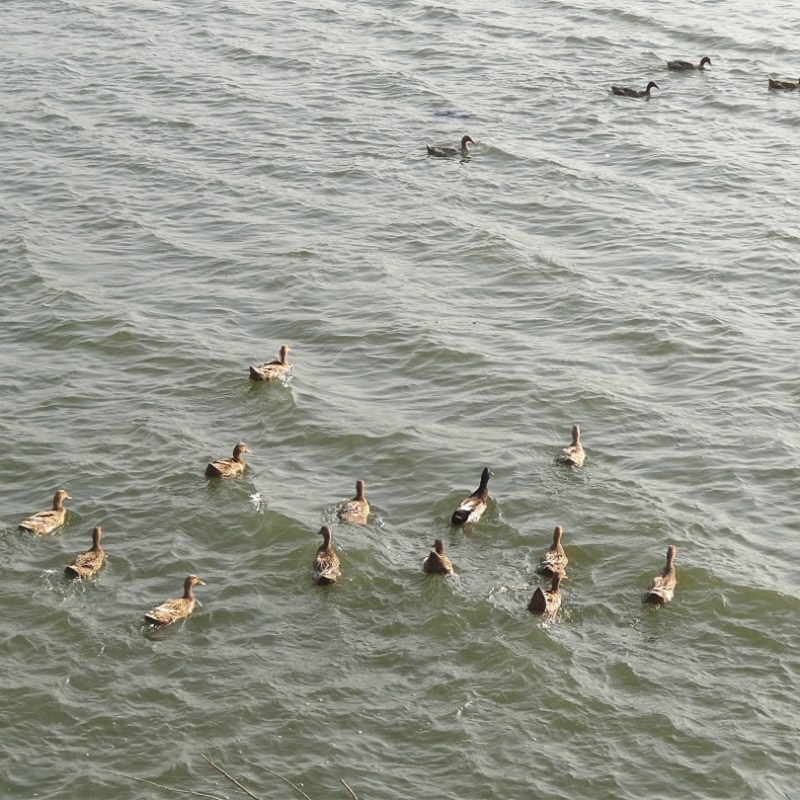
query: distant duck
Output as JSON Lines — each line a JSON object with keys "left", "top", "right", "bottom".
{"left": 667, "top": 56, "right": 711, "bottom": 71}
{"left": 423, "top": 539, "right": 454, "bottom": 575}
{"left": 556, "top": 425, "right": 586, "bottom": 467}
{"left": 144, "top": 575, "right": 205, "bottom": 625}
{"left": 537, "top": 525, "right": 568, "bottom": 578}
{"left": 768, "top": 76, "right": 799, "bottom": 91}
{"left": 312, "top": 525, "right": 341, "bottom": 585}
{"left": 451, "top": 467, "right": 492, "bottom": 526}
{"left": 426, "top": 135, "right": 476, "bottom": 157}
{"left": 205, "top": 442, "right": 251, "bottom": 478}
{"left": 19, "top": 489, "right": 72, "bottom": 535}
{"left": 643, "top": 545, "right": 677, "bottom": 605}
{"left": 611, "top": 81, "right": 659, "bottom": 98}
{"left": 338, "top": 479, "right": 370, "bottom": 524}
{"left": 65, "top": 526, "right": 105, "bottom": 580}
{"left": 249, "top": 344, "right": 291, "bottom": 381}
{"left": 528, "top": 572, "right": 564, "bottom": 620}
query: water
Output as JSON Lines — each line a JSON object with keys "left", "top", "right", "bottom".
{"left": 2, "top": 0, "right": 800, "bottom": 797}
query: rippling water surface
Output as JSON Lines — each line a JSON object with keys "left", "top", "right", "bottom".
{"left": 3, "top": 0, "right": 800, "bottom": 797}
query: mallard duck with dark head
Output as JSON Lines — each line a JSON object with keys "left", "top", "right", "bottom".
{"left": 312, "top": 525, "right": 341, "bottom": 585}
{"left": 205, "top": 442, "right": 251, "bottom": 478}
{"left": 611, "top": 81, "right": 659, "bottom": 98}
{"left": 667, "top": 57, "right": 711, "bottom": 71}
{"left": 557, "top": 425, "right": 585, "bottom": 467}
{"left": 145, "top": 575, "right": 205, "bottom": 625}
{"left": 250, "top": 344, "right": 291, "bottom": 381}
{"left": 426, "top": 135, "right": 475, "bottom": 157}
{"left": 643, "top": 545, "right": 677, "bottom": 605}
{"left": 451, "top": 467, "right": 492, "bottom": 526}
{"left": 19, "top": 489, "right": 72, "bottom": 535}
{"left": 338, "top": 479, "right": 370, "bottom": 524}
{"left": 65, "top": 526, "right": 105, "bottom": 579}
{"left": 528, "top": 572, "right": 564, "bottom": 621}
{"left": 537, "top": 525, "right": 568, "bottom": 578}
{"left": 423, "top": 539, "right": 454, "bottom": 575}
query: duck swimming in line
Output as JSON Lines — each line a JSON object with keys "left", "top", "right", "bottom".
{"left": 144, "top": 575, "right": 205, "bottom": 625}
{"left": 537, "top": 525, "right": 568, "bottom": 578}
{"left": 528, "top": 572, "right": 564, "bottom": 621}
{"left": 426, "top": 135, "right": 476, "bottom": 157}
{"left": 643, "top": 545, "right": 677, "bottom": 605}
{"left": 312, "top": 525, "right": 341, "bottom": 585}
{"left": 611, "top": 81, "right": 659, "bottom": 98}
{"left": 423, "top": 539, "right": 454, "bottom": 575}
{"left": 19, "top": 489, "right": 72, "bottom": 535}
{"left": 205, "top": 442, "right": 251, "bottom": 478}
{"left": 557, "top": 425, "right": 585, "bottom": 467}
{"left": 338, "top": 479, "right": 370, "bottom": 524}
{"left": 451, "top": 467, "right": 492, "bottom": 526}
{"left": 65, "top": 526, "right": 105, "bottom": 579}
{"left": 667, "top": 56, "right": 711, "bottom": 71}
{"left": 249, "top": 345, "right": 291, "bottom": 381}
{"left": 768, "top": 76, "right": 799, "bottom": 90}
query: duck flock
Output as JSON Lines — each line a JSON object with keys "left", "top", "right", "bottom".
{"left": 17, "top": 342, "right": 677, "bottom": 627}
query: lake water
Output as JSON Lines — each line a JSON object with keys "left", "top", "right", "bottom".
{"left": 2, "top": 1, "right": 800, "bottom": 798}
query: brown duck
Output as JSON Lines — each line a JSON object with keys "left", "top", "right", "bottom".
{"left": 65, "top": 526, "right": 105, "bottom": 579}
{"left": 145, "top": 575, "right": 205, "bottom": 625}
{"left": 451, "top": 467, "right": 492, "bottom": 526}
{"left": 667, "top": 57, "right": 711, "bottom": 71}
{"left": 205, "top": 442, "right": 251, "bottom": 478}
{"left": 768, "top": 76, "right": 799, "bottom": 91}
{"left": 19, "top": 489, "right": 72, "bottom": 535}
{"left": 611, "top": 81, "right": 659, "bottom": 98}
{"left": 338, "top": 480, "right": 370, "bottom": 524}
{"left": 528, "top": 572, "right": 564, "bottom": 621}
{"left": 643, "top": 545, "right": 677, "bottom": 605}
{"left": 426, "top": 135, "right": 476, "bottom": 157}
{"left": 557, "top": 425, "right": 585, "bottom": 467}
{"left": 249, "top": 344, "right": 291, "bottom": 381}
{"left": 312, "top": 526, "right": 341, "bottom": 585}
{"left": 537, "top": 525, "right": 568, "bottom": 578}
{"left": 423, "top": 539, "right": 454, "bottom": 575}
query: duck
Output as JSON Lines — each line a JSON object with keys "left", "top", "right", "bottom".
{"left": 667, "top": 56, "right": 711, "bottom": 71}
{"left": 205, "top": 442, "right": 251, "bottom": 478}
{"left": 312, "top": 525, "right": 341, "bottom": 585}
{"left": 556, "top": 425, "right": 586, "bottom": 467}
{"left": 423, "top": 539, "right": 454, "bottom": 575}
{"left": 537, "top": 525, "right": 568, "bottom": 578}
{"left": 249, "top": 344, "right": 291, "bottom": 381}
{"left": 528, "top": 572, "right": 564, "bottom": 621}
{"left": 144, "top": 575, "right": 205, "bottom": 625}
{"left": 65, "top": 526, "right": 105, "bottom": 579}
{"left": 643, "top": 545, "right": 677, "bottom": 605}
{"left": 426, "top": 135, "right": 476, "bottom": 157}
{"left": 19, "top": 489, "right": 72, "bottom": 534}
{"left": 768, "top": 76, "right": 799, "bottom": 91}
{"left": 611, "top": 81, "right": 659, "bottom": 98}
{"left": 338, "top": 479, "right": 370, "bottom": 524}
{"left": 451, "top": 467, "right": 492, "bottom": 526}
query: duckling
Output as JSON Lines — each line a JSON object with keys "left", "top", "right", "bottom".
{"left": 338, "top": 479, "right": 370, "bottom": 524}
{"left": 528, "top": 572, "right": 564, "bottom": 621}
{"left": 312, "top": 525, "right": 341, "bottom": 585}
{"left": 65, "top": 526, "right": 105, "bottom": 579}
{"left": 611, "top": 81, "right": 659, "bottom": 98}
{"left": 144, "top": 575, "right": 205, "bottom": 625}
{"left": 423, "top": 539, "right": 454, "bottom": 575}
{"left": 249, "top": 344, "right": 291, "bottom": 381}
{"left": 205, "top": 442, "right": 251, "bottom": 478}
{"left": 768, "top": 76, "right": 799, "bottom": 91}
{"left": 667, "top": 56, "right": 711, "bottom": 71}
{"left": 19, "top": 489, "right": 72, "bottom": 535}
{"left": 537, "top": 525, "right": 568, "bottom": 578}
{"left": 557, "top": 425, "right": 585, "bottom": 467}
{"left": 451, "top": 467, "right": 492, "bottom": 526}
{"left": 643, "top": 545, "right": 677, "bottom": 605}
{"left": 426, "top": 135, "right": 476, "bottom": 157}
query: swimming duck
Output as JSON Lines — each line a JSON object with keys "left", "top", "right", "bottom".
{"left": 611, "top": 81, "right": 659, "bottom": 98}
{"left": 19, "top": 489, "right": 72, "bottom": 535}
{"left": 667, "top": 56, "right": 711, "bottom": 71}
{"left": 643, "top": 545, "right": 677, "bottom": 605}
{"left": 451, "top": 467, "right": 492, "bottom": 526}
{"left": 144, "top": 575, "right": 205, "bottom": 625}
{"left": 338, "top": 479, "right": 370, "bottom": 524}
{"left": 426, "top": 135, "right": 476, "bottom": 157}
{"left": 528, "top": 572, "right": 564, "bottom": 621}
{"left": 205, "top": 442, "right": 251, "bottom": 478}
{"left": 423, "top": 539, "right": 454, "bottom": 575}
{"left": 768, "top": 76, "right": 799, "bottom": 90}
{"left": 249, "top": 344, "right": 291, "bottom": 381}
{"left": 312, "top": 525, "right": 341, "bottom": 585}
{"left": 537, "top": 525, "right": 568, "bottom": 578}
{"left": 65, "top": 526, "right": 105, "bottom": 579}
{"left": 556, "top": 425, "right": 586, "bottom": 467}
